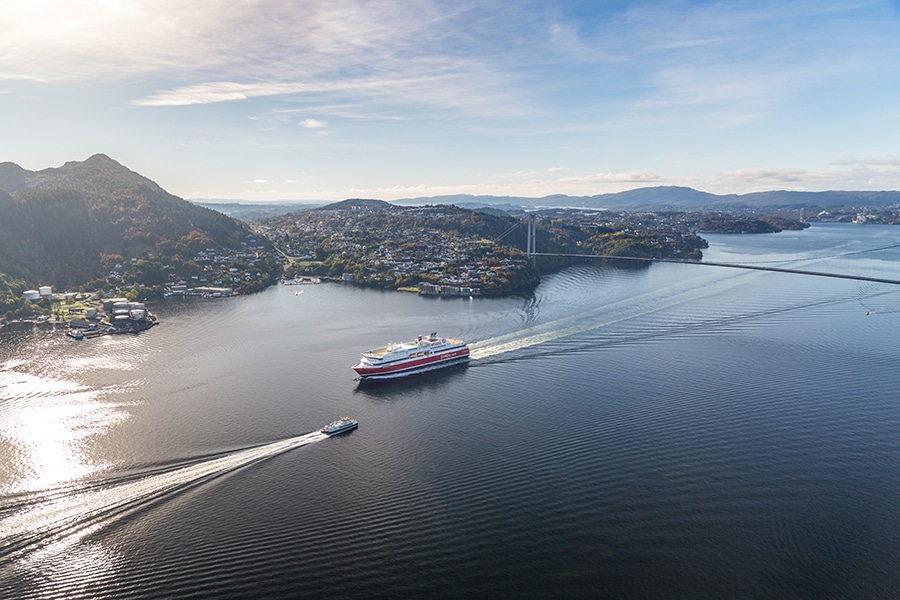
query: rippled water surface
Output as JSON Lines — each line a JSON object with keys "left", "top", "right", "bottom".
{"left": 2, "top": 223, "right": 900, "bottom": 598}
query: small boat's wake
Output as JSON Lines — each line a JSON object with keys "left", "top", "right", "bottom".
{"left": 0, "top": 430, "right": 328, "bottom": 566}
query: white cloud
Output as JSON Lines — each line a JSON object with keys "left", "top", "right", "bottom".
{"left": 831, "top": 157, "right": 858, "bottom": 165}
{"left": 705, "top": 163, "right": 900, "bottom": 193}
{"left": 133, "top": 81, "right": 313, "bottom": 107}
{"left": 558, "top": 171, "right": 662, "bottom": 184}
{"left": 862, "top": 155, "right": 900, "bottom": 166}
{"left": 717, "top": 168, "right": 809, "bottom": 184}
{"left": 548, "top": 166, "right": 568, "bottom": 173}
{"left": 299, "top": 119, "right": 326, "bottom": 129}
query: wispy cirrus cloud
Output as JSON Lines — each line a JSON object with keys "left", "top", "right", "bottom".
{"left": 6, "top": 0, "right": 893, "bottom": 125}
{"left": 2, "top": 0, "right": 533, "bottom": 118}
{"left": 5, "top": 0, "right": 900, "bottom": 200}
{"left": 599, "top": 1, "right": 889, "bottom": 130}
{"left": 131, "top": 67, "right": 517, "bottom": 114}
{"left": 132, "top": 82, "right": 311, "bottom": 107}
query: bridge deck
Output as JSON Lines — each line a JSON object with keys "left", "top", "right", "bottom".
{"left": 529, "top": 252, "right": 900, "bottom": 286}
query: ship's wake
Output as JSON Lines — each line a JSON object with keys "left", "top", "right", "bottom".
{"left": 469, "top": 272, "right": 752, "bottom": 360}
{"left": 0, "top": 431, "right": 327, "bottom": 566}
{"left": 469, "top": 270, "right": 884, "bottom": 361}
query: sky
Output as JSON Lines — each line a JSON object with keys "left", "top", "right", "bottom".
{"left": 2, "top": 0, "right": 900, "bottom": 202}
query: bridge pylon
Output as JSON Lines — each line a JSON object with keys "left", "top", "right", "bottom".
{"left": 526, "top": 214, "right": 536, "bottom": 259}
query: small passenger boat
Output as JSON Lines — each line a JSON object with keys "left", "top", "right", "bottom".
{"left": 321, "top": 417, "right": 358, "bottom": 436}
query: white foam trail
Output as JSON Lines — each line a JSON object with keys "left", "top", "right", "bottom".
{"left": 0, "top": 431, "right": 327, "bottom": 554}
{"left": 470, "top": 303, "right": 658, "bottom": 360}
{"left": 470, "top": 271, "right": 754, "bottom": 360}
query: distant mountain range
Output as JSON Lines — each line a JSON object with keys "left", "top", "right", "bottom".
{"left": 194, "top": 186, "right": 900, "bottom": 221}
{"left": 391, "top": 186, "right": 900, "bottom": 210}
{"left": 0, "top": 154, "right": 260, "bottom": 291}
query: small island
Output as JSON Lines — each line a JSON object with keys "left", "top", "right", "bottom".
{"left": 696, "top": 214, "right": 809, "bottom": 234}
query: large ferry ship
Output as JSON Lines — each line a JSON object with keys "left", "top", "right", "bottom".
{"left": 353, "top": 332, "right": 470, "bottom": 380}
{"left": 321, "top": 417, "right": 358, "bottom": 436}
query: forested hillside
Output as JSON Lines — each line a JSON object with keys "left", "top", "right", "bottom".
{"left": 0, "top": 155, "right": 279, "bottom": 317}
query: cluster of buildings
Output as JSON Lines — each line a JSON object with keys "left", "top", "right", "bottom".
{"left": 105, "top": 234, "right": 275, "bottom": 295}
{"left": 264, "top": 206, "right": 531, "bottom": 293}
{"left": 417, "top": 282, "right": 481, "bottom": 297}
{"left": 343, "top": 236, "right": 518, "bottom": 290}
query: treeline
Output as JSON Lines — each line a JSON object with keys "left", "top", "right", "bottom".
{"left": 0, "top": 186, "right": 252, "bottom": 289}
{"left": 0, "top": 155, "right": 278, "bottom": 316}
{"left": 0, "top": 272, "right": 38, "bottom": 319}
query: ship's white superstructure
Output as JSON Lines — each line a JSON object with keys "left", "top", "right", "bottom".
{"left": 353, "top": 333, "right": 469, "bottom": 380}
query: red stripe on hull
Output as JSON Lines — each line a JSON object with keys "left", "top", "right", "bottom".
{"left": 354, "top": 348, "right": 469, "bottom": 378}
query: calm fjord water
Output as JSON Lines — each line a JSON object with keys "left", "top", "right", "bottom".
{"left": 2, "top": 223, "right": 900, "bottom": 598}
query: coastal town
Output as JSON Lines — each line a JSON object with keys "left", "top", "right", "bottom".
{"left": 0, "top": 199, "right": 861, "bottom": 330}
{"left": 256, "top": 202, "right": 738, "bottom": 297}
{"left": 261, "top": 203, "right": 537, "bottom": 296}
{"left": 0, "top": 232, "right": 281, "bottom": 328}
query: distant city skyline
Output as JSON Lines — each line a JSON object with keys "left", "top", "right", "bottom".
{"left": 2, "top": 0, "right": 900, "bottom": 202}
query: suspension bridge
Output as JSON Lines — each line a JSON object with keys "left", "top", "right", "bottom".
{"left": 518, "top": 214, "right": 900, "bottom": 286}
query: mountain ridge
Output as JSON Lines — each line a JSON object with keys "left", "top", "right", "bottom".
{"left": 0, "top": 154, "right": 273, "bottom": 296}
{"left": 392, "top": 186, "right": 900, "bottom": 210}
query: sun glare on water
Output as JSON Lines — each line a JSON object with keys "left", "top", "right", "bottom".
{"left": 0, "top": 368, "right": 125, "bottom": 495}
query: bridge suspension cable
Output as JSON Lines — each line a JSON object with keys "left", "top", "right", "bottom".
{"left": 529, "top": 252, "right": 900, "bottom": 286}
{"left": 521, "top": 214, "right": 900, "bottom": 286}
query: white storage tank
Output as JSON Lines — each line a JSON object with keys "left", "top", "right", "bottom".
{"left": 23, "top": 290, "right": 40, "bottom": 301}
{"left": 38, "top": 286, "right": 52, "bottom": 297}
{"left": 103, "top": 298, "right": 128, "bottom": 312}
